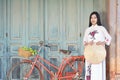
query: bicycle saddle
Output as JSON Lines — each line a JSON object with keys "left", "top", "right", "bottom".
{"left": 59, "top": 49, "right": 71, "bottom": 55}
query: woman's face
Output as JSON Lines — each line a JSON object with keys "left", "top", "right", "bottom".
{"left": 91, "top": 14, "right": 97, "bottom": 25}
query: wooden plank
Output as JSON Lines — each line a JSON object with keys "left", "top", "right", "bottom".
{"left": 108, "top": 0, "right": 119, "bottom": 80}
{"left": 116, "top": 0, "right": 120, "bottom": 75}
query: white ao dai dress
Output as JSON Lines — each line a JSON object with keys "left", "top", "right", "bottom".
{"left": 83, "top": 24, "right": 112, "bottom": 80}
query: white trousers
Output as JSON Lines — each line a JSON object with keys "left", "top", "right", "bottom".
{"left": 85, "top": 60, "right": 106, "bottom": 80}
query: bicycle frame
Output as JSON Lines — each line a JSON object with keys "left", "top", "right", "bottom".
{"left": 7, "top": 42, "right": 84, "bottom": 80}
{"left": 8, "top": 42, "right": 84, "bottom": 80}
{"left": 21, "top": 54, "right": 84, "bottom": 80}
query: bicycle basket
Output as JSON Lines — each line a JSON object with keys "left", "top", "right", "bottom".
{"left": 18, "top": 48, "right": 32, "bottom": 58}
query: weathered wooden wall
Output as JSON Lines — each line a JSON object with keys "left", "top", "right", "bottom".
{"left": 108, "top": 0, "right": 120, "bottom": 79}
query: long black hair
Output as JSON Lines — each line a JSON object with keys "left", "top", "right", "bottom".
{"left": 89, "top": 11, "right": 102, "bottom": 27}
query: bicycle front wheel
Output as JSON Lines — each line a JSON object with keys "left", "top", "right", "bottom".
{"left": 7, "top": 61, "right": 44, "bottom": 80}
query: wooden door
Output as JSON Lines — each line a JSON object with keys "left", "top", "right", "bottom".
{"left": 6, "top": 0, "right": 44, "bottom": 80}
{"left": 44, "top": 0, "right": 93, "bottom": 79}
{"left": 6, "top": 0, "right": 27, "bottom": 79}
{"left": 0, "top": 0, "right": 94, "bottom": 79}
{"left": 44, "top": 0, "right": 93, "bottom": 60}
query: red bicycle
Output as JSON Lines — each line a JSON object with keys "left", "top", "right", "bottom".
{"left": 7, "top": 42, "right": 85, "bottom": 80}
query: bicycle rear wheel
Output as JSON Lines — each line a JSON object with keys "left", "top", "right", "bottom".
{"left": 60, "top": 56, "right": 85, "bottom": 80}
{"left": 7, "top": 61, "right": 44, "bottom": 80}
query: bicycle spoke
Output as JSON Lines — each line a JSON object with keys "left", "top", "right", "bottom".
{"left": 77, "top": 61, "right": 81, "bottom": 73}
{"left": 67, "top": 61, "right": 77, "bottom": 72}
{"left": 60, "top": 57, "right": 85, "bottom": 80}
{"left": 7, "top": 61, "right": 44, "bottom": 80}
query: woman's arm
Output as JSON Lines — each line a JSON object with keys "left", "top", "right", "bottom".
{"left": 102, "top": 27, "right": 112, "bottom": 45}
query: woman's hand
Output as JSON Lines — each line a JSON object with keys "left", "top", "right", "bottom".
{"left": 96, "top": 41, "right": 105, "bottom": 46}
{"left": 84, "top": 41, "right": 105, "bottom": 46}
{"left": 84, "top": 41, "right": 93, "bottom": 46}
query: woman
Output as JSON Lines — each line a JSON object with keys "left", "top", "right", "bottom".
{"left": 83, "top": 11, "right": 112, "bottom": 80}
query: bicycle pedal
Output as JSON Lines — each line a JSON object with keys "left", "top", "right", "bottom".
{"left": 73, "top": 77, "right": 83, "bottom": 80}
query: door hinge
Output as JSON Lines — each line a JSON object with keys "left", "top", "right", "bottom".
{"left": 80, "top": 33, "right": 81, "bottom": 37}
{"left": 6, "top": 32, "right": 8, "bottom": 37}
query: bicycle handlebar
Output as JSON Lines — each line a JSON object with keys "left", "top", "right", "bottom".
{"left": 44, "top": 44, "right": 51, "bottom": 48}
{"left": 38, "top": 41, "right": 71, "bottom": 55}
{"left": 59, "top": 49, "right": 71, "bottom": 55}
{"left": 39, "top": 41, "right": 51, "bottom": 47}
{"left": 37, "top": 41, "right": 51, "bottom": 53}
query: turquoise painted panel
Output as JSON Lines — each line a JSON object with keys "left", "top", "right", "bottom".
{"left": 45, "top": 0, "right": 63, "bottom": 79}
{"left": 62, "top": 0, "right": 80, "bottom": 56}
{"left": 0, "top": 59, "right": 1, "bottom": 79}
{"left": 26, "top": 0, "right": 44, "bottom": 43}
{"left": 0, "top": 0, "right": 7, "bottom": 80}
{"left": 0, "top": 0, "right": 6, "bottom": 56}
{"left": 6, "top": 0, "right": 44, "bottom": 80}
{"left": 7, "top": 0, "right": 26, "bottom": 57}
{"left": 45, "top": 0, "right": 62, "bottom": 61}
{"left": 26, "top": 0, "right": 44, "bottom": 59}
{"left": 6, "top": 1, "right": 26, "bottom": 80}
{"left": 45, "top": 0, "right": 61, "bottom": 41}
{"left": 44, "top": 0, "right": 94, "bottom": 79}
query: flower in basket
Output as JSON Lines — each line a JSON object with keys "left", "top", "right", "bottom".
{"left": 21, "top": 46, "right": 38, "bottom": 55}
{"left": 29, "top": 48, "right": 38, "bottom": 55}
{"left": 18, "top": 46, "right": 37, "bottom": 58}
